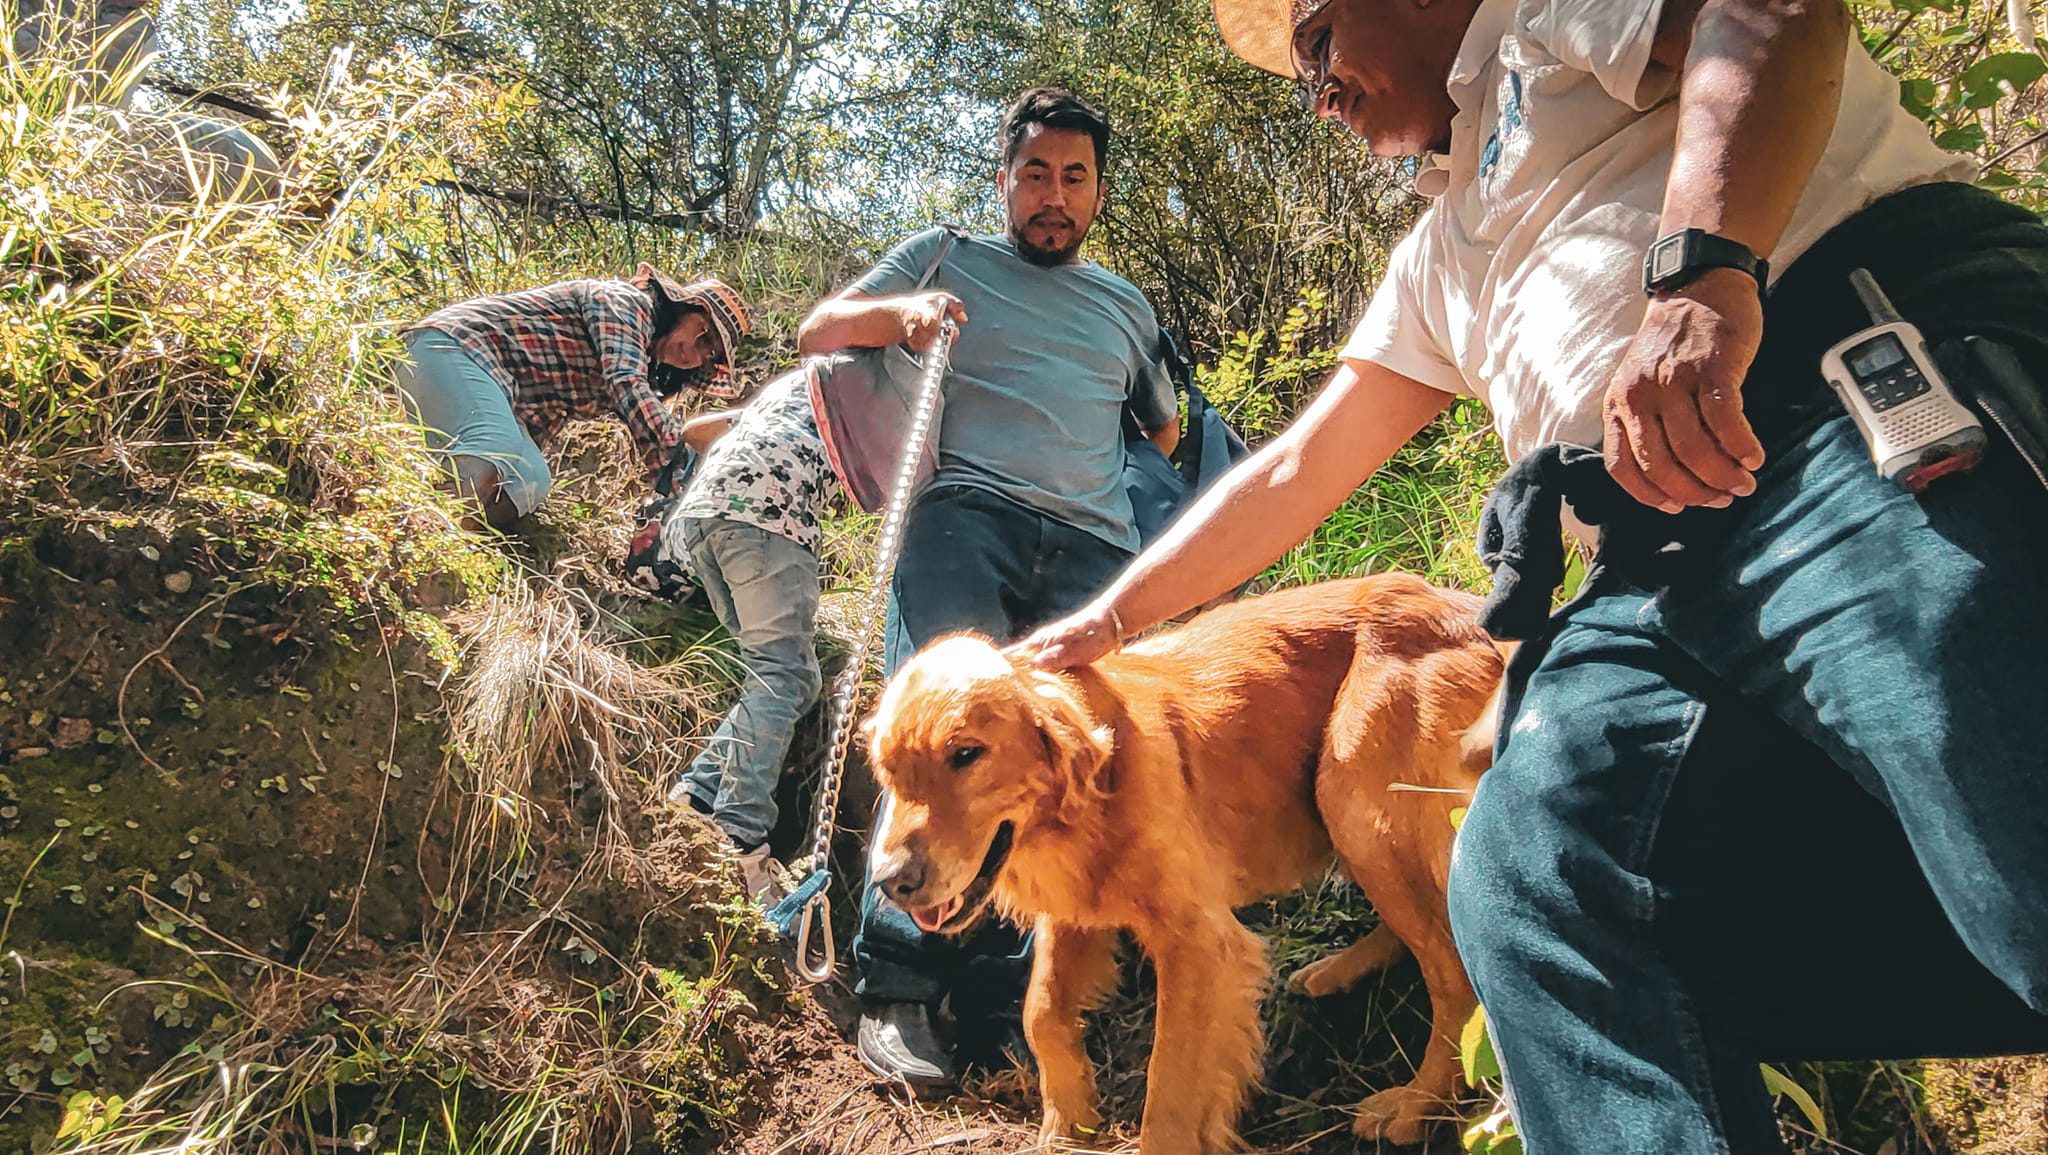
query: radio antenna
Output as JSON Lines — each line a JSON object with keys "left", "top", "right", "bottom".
{"left": 1849, "top": 268, "right": 1903, "bottom": 325}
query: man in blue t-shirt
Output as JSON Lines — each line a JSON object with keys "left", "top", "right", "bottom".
{"left": 796, "top": 87, "right": 1178, "bottom": 1087}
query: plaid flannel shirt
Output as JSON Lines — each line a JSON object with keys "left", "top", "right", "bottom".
{"left": 411, "top": 280, "right": 684, "bottom": 473}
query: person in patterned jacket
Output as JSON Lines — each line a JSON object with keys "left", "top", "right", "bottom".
{"left": 665, "top": 369, "right": 835, "bottom": 901}
{"left": 395, "top": 265, "right": 752, "bottom": 530}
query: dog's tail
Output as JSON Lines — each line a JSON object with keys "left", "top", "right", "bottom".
{"left": 1457, "top": 640, "right": 1519, "bottom": 773}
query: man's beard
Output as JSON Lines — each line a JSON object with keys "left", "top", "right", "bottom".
{"left": 1009, "top": 212, "right": 1087, "bottom": 266}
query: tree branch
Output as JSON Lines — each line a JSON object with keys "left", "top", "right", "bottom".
{"left": 144, "top": 80, "right": 289, "bottom": 130}
{"left": 430, "top": 178, "right": 718, "bottom": 231}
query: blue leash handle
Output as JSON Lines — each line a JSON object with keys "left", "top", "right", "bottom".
{"left": 768, "top": 868, "right": 830, "bottom": 936}
{"left": 770, "top": 868, "right": 836, "bottom": 985}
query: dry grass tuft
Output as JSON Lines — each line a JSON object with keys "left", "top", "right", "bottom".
{"left": 443, "top": 578, "right": 720, "bottom": 903}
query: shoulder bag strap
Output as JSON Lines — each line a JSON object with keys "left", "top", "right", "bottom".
{"left": 1134, "top": 326, "right": 1193, "bottom": 457}
{"left": 912, "top": 224, "right": 967, "bottom": 292}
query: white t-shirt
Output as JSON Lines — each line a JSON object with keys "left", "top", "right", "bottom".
{"left": 1342, "top": 0, "right": 1974, "bottom": 461}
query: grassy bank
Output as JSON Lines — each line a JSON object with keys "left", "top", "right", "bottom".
{"left": 0, "top": 27, "right": 807, "bottom": 1153}
{"left": 4, "top": 16, "right": 2043, "bottom": 1155}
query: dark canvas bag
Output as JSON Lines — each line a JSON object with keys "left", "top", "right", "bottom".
{"left": 807, "top": 226, "right": 966, "bottom": 513}
{"left": 1123, "top": 330, "right": 1251, "bottom": 547}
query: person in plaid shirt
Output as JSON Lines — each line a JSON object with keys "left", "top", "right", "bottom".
{"left": 395, "top": 264, "right": 752, "bottom": 529}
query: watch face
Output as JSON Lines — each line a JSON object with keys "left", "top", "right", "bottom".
{"left": 1648, "top": 235, "right": 1686, "bottom": 284}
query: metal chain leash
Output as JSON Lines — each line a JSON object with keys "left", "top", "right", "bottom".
{"left": 789, "top": 319, "right": 956, "bottom": 984}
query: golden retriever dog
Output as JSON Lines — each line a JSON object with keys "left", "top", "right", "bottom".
{"left": 865, "top": 574, "right": 1506, "bottom": 1153}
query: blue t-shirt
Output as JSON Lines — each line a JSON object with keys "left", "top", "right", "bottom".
{"left": 852, "top": 228, "right": 1175, "bottom": 552}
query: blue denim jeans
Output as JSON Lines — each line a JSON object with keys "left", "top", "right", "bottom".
{"left": 855, "top": 485, "right": 1130, "bottom": 1010}
{"left": 677, "top": 518, "right": 823, "bottom": 849}
{"left": 1448, "top": 416, "right": 2048, "bottom": 1154}
{"left": 393, "top": 329, "right": 552, "bottom": 516}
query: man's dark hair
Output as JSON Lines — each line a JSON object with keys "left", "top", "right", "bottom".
{"left": 998, "top": 87, "right": 1110, "bottom": 174}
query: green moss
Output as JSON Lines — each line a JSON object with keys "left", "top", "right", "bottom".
{"left": 0, "top": 525, "right": 450, "bottom": 1147}
{"left": 0, "top": 517, "right": 800, "bottom": 1154}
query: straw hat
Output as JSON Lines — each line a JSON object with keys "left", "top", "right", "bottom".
{"left": 1212, "top": 0, "right": 1320, "bottom": 78}
{"left": 633, "top": 264, "right": 752, "bottom": 364}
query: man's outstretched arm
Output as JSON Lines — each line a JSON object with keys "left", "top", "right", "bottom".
{"left": 1024, "top": 360, "right": 1453, "bottom": 669}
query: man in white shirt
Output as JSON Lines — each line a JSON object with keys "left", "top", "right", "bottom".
{"left": 1025, "top": 0, "right": 2048, "bottom": 1150}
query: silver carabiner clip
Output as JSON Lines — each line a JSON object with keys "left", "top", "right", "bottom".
{"left": 792, "top": 890, "right": 834, "bottom": 985}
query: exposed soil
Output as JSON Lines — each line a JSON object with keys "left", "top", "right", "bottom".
{"left": 0, "top": 519, "right": 452, "bottom": 1134}
{"left": 0, "top": 519, "right": 782, "bottom": 1151}
{"left": 1926, "top": 1056, "right": 2048, "bottom": 1154}
{"left": 705, "top": 902, "right": 1473, "bottom": 1155}
{"left": 5, "top": 516, "right": 2042, "bottom": 1155}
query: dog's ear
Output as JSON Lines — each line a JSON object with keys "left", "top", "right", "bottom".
{"left": 1032, "top": 688, "right": 1113, "bottom": 822}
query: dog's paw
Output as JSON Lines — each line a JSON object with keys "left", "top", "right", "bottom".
{"left": 1350, "top": 1085, "right": 1437, "bottom": 1146}
{"left": 1286, "top": 954, "right": 1351, "bottom": 998}
{"left": 1288, "top": 929, "right": 1406, "bottom": 998}
{"left": 1040, "top": 1103, "right": 1103, "bottom": 1149}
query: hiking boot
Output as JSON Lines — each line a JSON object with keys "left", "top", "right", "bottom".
{"left": 734, "top": 842, "right": 788, "bottom": 906}
{"left": 857, "top": 1001, "right": 955, "bottom": 1089}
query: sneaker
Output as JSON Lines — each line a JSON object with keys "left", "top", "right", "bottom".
{"left": 668, "top": 779, "right": 715, "bottom": 816}
{"left": 857, "top": 1001, "right": 955, "bottom": 1089}
{"left": 734, "top": 842, "right": 789, "bottom": 906}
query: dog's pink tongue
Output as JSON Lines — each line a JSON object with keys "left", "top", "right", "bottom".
{"left": 911, "top": 896, "right": 961, "bottom": 933}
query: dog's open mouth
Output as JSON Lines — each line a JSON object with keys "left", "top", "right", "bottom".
{"left": 908, "top": 822, "right": 1014, "bottom": 935}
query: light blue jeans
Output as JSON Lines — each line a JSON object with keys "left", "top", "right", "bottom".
{"left": 678, "top": 518, "right": 823, "bottom": 849}
{"left": 392, "top": 329, "right": 552, "bottom": 516}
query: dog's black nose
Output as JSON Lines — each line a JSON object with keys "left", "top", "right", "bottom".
{"left": 876, "top": 856, "right": 926, "bottom": 902}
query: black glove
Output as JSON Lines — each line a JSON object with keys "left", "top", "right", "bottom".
{"left": 1475, "top": 443, "right": 1694, "bottom": 641}
{"left": 653, "top": 441, "right": 698, "bottom": 499}
{"left": 625, "top": 493, "right": 699, "bottom": 602}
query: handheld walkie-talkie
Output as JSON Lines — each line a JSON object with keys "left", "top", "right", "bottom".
{"left": 1820, "top": 268, "right": 1985, "bottom": 490}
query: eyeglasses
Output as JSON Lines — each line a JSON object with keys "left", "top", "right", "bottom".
{"left": 1290, "top": 0, "right": 1341, "bottom": 111}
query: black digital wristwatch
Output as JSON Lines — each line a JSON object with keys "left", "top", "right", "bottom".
{"left": 1643, "top": 228, "right": 1769, "bottom": 297}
